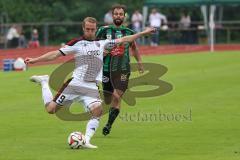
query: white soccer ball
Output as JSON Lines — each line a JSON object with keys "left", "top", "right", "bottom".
{"left": 67, "top": 131, "right": 86, "bottom": 149}
{"left": 161, "top": 25, "right": 168, "bottom": 31}
{"left": 13, "top": 57, "right": 27, "bottom": 71}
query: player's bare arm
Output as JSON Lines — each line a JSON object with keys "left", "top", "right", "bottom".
{"left": 25, "top": 50, "right": 63, "bottom": 64}
{"left": 116, "top": 27, "right": 155, "bottom": 44}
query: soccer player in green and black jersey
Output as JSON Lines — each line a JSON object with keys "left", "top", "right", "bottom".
{"left": 96, "top": 4, "right": 144, "bottom": 136}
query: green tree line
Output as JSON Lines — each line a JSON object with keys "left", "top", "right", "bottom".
{"left": 0, "top": 0, "right": 144, "bottom": 23}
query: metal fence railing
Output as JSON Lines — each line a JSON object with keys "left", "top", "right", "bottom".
{"left": 1, "top": 21, "right": 240, "bottom": 49}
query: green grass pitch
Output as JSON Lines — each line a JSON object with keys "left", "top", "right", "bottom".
{"left": 0, "top": 51, "right": 240, "bottom": 160}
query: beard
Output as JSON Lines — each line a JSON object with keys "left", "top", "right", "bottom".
{"left": 113, "top": 19, "right": 124, "bottom": 26}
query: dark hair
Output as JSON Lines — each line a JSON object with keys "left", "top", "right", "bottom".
{"left": 111, "top": 4, "right": 126, "bottom": 14}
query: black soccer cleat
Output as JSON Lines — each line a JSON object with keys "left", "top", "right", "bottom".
{"left": 102, "top": 124, "right": 111, "bottom": 136}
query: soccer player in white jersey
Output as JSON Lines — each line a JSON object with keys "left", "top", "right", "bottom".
{"left": 25, "top": 17, "right": 155, "bottom": 149}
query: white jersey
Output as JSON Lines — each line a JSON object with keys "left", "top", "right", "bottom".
{"left": 149, "top": 12, "right": 167, "bottom": 28}
{"left": 59, "top": 37, "right": 116, "bottom": 82}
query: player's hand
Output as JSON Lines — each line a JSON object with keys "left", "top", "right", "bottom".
{"left": 24, "top": 57, "right": 36, "bottom": 64}
{"left": 143, "top": 27, "right": 156, "bottom": 35}
{"left": 137, "top": 62, "right": 144, "bottom": 74}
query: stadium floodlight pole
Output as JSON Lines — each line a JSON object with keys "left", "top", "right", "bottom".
{"left": 201, "top": 5, "right": 208, "bottom": 44}
{"left": 44, "top": 23, "right": 49, "bottom": 46}
{"left": 142, "top": 6, "right": 148, "bottom": 45}
{"left": 209, "top": 5, "right": 216, "bottom": 52}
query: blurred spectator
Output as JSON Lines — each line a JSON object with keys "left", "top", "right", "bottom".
{"left": 191, "top": 10, "right": 201, "bottom": 44}
{"left": 149, "top": 8, "right": 167, "bottom": 46}
{"left": 179, "top": 10, "right": 191, "bottom": 44}
{"left": 29, "top": 28, "right": 40, "bottom": 48}
{"left": 6, "top": 24, "right": 20, "bottom": 48}
{"left": 18, "top": 32, "right": 27, "bottom": 48}
{"left": 104, "top": 10, "right": 113, "bottom": 25}
{"left": 131, "top": 10, "right": 143, "bottom": 44}
{"left": 168, "top": 8, "right": 181, "bottom": 44}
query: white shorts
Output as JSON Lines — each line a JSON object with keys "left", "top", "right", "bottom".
{"left": 53, "top": 78, "right": 102, "bottom": 111}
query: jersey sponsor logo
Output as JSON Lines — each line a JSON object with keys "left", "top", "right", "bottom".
{"left": 111, "top": 45, "right": 125, "bottom": 56}
{"left": 87, "top": 50, "right": 100, "bottom": 56}
{"left": 102, "top": 76, "right": 109, "bottom": 83}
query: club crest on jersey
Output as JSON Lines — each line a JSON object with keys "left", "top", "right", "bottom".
{"left": 115, "top": 31, "right": 122, "bottom": 38}
{"left": 95, "top": 42, "right": 100, "bottom": 48}
{"left": 106, "top": 34, "right": 112, "bottom": 40}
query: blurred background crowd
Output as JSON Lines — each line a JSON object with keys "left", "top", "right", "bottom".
{"left": 0, "top": 0, "right": 240, "bottom": 49}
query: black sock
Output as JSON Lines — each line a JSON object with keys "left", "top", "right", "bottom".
{"left": 107, "top": 107, "right": 120, "bottom": 127}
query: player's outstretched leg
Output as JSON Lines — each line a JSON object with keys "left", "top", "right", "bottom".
{"left": 83, "top": 102, "right": 102, "bottom": 149}
{"left": 30, "top": 75, "right": 59, "bottom": 114}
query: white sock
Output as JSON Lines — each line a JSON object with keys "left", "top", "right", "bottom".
{"left": 85, "top": 118, "right": 100, "bottom": 144}
{"left": 41, "top": 81, "right": 53, "bottom": 105}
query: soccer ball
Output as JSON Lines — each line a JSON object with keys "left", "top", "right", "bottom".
{"left": 67, "top": 131, "right": 86, "bottom": 149}
{"left": 14, "top": 57, "right": 27, "bottom": 71}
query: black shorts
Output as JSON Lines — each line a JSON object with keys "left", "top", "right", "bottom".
{"left": 102, "top": 71, "right": 130, "bottom": 95}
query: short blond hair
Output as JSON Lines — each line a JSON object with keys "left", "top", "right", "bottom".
{"left": 82, "top": 17, "right": 97, "bottom": 27}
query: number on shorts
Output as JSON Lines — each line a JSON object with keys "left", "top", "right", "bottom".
{"left": 58, "top": 95, "right": 66, "bottom": 103}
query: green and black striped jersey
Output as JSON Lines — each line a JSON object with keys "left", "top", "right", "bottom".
{"left": 96, "top": 25, "right": 135, "bottom": 72}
